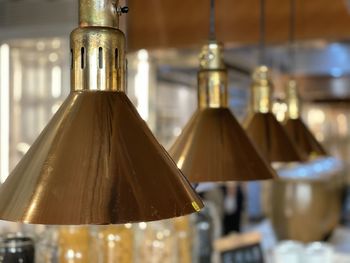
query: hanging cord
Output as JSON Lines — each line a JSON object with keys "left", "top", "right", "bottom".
{"left": 259, "top": 0, "right": 266, "bottom": 65}
{"left": 209, "top": 0, "right": 216, "bottom": 41}
{"left": 288, "top": 0, "right": 296, "bottom": 79}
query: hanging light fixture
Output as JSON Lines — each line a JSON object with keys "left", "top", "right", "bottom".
{"left": 0, "top": 0, "right": 203, "bottom": 225}
{"left": 284, "top": 80, "right": 327, "bottom": 157}
{"left": 169, "top": 0, "right": 276, "bottom": 183}
{"left": 283, "top": 0, "right": 327, "bottom": 158}
{"left": 245, "top": 0, "right": 304, "bottom": 163}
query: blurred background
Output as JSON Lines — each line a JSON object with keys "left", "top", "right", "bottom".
{"left": 1, "top": 0, "right": 350, "bottom": 262}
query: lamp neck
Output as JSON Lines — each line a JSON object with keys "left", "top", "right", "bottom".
{"left": 71, "top": 0, "right": 127, "bottom": 92}
{"left": 250, "top": 66, "right": 273, "bottom": 113}
{"left": 286, "top": 79, "right": 300, "bottom": 119}
{"left": 79, "top": 0, "right": 119, "bottom": 28}
{"left": 197, "top": 41, "right": 228, "bottom": 109}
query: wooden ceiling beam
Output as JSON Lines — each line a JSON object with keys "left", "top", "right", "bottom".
{"left": 127, "top": 0, "right": 350, "bottom": 50}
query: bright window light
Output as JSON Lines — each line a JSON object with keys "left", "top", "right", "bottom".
{"left": 0, "top": 44, "right": 10, "bottom": 183}
{"left": 135, "top": 49, "right": 150, "bottom": 121}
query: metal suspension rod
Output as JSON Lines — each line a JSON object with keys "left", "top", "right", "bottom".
{"left": 289, "top": 0, "right": 296, "bottom": 78}
{"left": 209, "top": 0, "right": 216, "bottom": 40}
{"left": 259, "top": 0, "right": 266, "bottom": 65}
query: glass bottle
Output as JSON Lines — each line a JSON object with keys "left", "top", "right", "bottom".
{"left": 0, "top": 235, "right": 35, "bottom": 263}
{"left": 90, "top": 224, "right": 134, "bottom": 263}
{"left": 193, "top": 201, "right": 222, "bottom": 263}
{"left": 58, "top": 226, "right": 90, "bottom": 263}
{"left": 173, "top": 216, "right": 193, "bottom": 263}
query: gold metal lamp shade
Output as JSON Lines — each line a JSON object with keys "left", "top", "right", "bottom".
{"left": 245, "top": 66, "right": 305, "bottom": 163}
{"left": 0, "top": 0, "right": 203, "bottom": 225}
{"left": 169, "top": 42, "right": 276, "bottom": 183}
{"left": 283, "top": 79, "right": 327, "bottom": 157}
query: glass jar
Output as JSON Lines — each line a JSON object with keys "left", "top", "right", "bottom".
{"left": 173, "top": 216, "right": 193, "bottom": 263}
{"left": 135, "top": 220, "right": 178, "bottom": 263}
{"left": 90, "top": 224, "right": 134, "bottom": 263}
{"left": 192, "top": 201, "right": 222, "bottom": 263}
{"left": 0, "top": 235, "right": 35, "bottom": 263}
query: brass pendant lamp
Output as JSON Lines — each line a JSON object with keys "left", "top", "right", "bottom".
{"left": 169, "top": 0, "right": 276, "bottom": 183}
{"left": 284, "top": 80, "right": 327, "bottom": 157}
{"left": 0, "top": 0, "right": 203, "bottom": 225}
{"left": 283, "top": 0, "right": 327, "bottom": 158}
{"left": 245, "top": 0, "right": 304, "bottom": 163}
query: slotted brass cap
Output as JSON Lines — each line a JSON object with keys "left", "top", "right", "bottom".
{"left": 245, "top": 66, "right": 305, "bottom": 163}
{"left": 169, "top": 43, "right": 276, "bottom": 183}
{"left": 0, "top": 0, "right": 203, "bottom": 224}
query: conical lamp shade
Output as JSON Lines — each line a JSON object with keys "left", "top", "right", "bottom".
{"left": 0, "top": 0, "right": 203, "bottom": 225}
{"left": 245, "top": 66, "right": 305, "bottom": 163}
{"left": 169, "top": 42, "right": 276, "bottom": 183}
{"left": 283, "top": 80, "right": 327, "bottom": 157}
{"left": 284, "top": 118, "right": 327, "bottom": 157}
{"left": 245, "top": 112, "right": 305, "bottom": 163}
{"left": 169, "top": 108, "right": 276, "bottom": 183}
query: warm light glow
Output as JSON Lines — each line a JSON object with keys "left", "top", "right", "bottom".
{"left": 139, "top": 222, "right": 147, "bottom": 230}
{"left": 173, "top": 127, "right": 182, "bottom": 137}
{"left": 135, "top": 49, "right": 150, "bottom": 121}
{"left": 49, "top": 52, "right": 59, "bottom": 63}
{"left": 51, "top": 103, "right": 61, "bottom": 114}
{"left": 307, "top": 109, "right": 326, "bottom": 141}
{"left": 337, "top": 113, "right": 348, "bottom": 136}
{"left": 295, "top": 184, "right": 312, "bottom": 211}
{"left": 308, "top": 109, "right": 325, "bottom": 123}
{"left": 0, "top": 44, "right": 10, "bottom": 183}
{"left": 12, "top": 50, "right": 22, "bottom": 102}
{"left": 177, "top": 156, "right": 185, "bottom": 169}
{"left": 36, "top": 41, "right": 45, "bottom": 51}
{"left": 51, "top": 38, "right": 61, "bottom": 49}
{"left": 16, "top": 142, "right": 30, "bottom": 155}
{"left": 273, "top": 101, "right": 288, "bottom": 122}
{"left": 124, "top": 223, "right": 132, "bottom": 229}
{"left": 51, "top": 66, "right": 62, "bottom": 98}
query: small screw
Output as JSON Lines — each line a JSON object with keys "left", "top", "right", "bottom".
{"left": 121, "top": 6, "right": 129, "bottom": 13}
{"left": 116, "top": 6, "right": 129, "bottom": 15}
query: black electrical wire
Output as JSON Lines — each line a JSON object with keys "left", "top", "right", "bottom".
{"left": 289, "top": 0, "right": 296, "bottom": 78}
{"left": 259, "top": 0, "right": 266, "bottom": 65}
{"left": 209, "top": 0, "right": 216, "bottom": 41}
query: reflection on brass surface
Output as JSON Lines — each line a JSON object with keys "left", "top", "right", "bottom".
{"left": 198, "top": 42, "right": 227, "bottom": 109}
{"left": 199, "top": 41, "right": 225, "bottom": 70}
{"left": 284, "top": 119, "right": 327, "bottom": 157}
{"left": 285, "top": 80, "right": 300, "bottom": 120}
{"left": 284, "top": 80, "right": 327, "bottom": 157}
{"left": 198, "top": 70, "right": 228, "bottom": 109}
{"left": 245, "top": 66, "right": 305, "bottom": 163}
{"left": 170, "top": 43, "right": 275, "bottom": 182}
{"left": 0, "top": 0, "right": 203, "bottom": 224}
{"left": 245, "top": 112, "right": 305, "bottom": 163}
{"left": 70, "top": 27, "right": 126, "bottom": 92}
{"left": 271, "top": 176, "right": 343, "bottom": 242}
{"left": 0, "top": 92, "right": 202, "bottom": 224}
{"left": 170, "top": 109, "right": 276, "bottom": 182}
{"left": 79, "top": 0, "right": 119, "bottom": 28}
{"left": 250, "top": 66, "right": 273, "bottom": 114}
